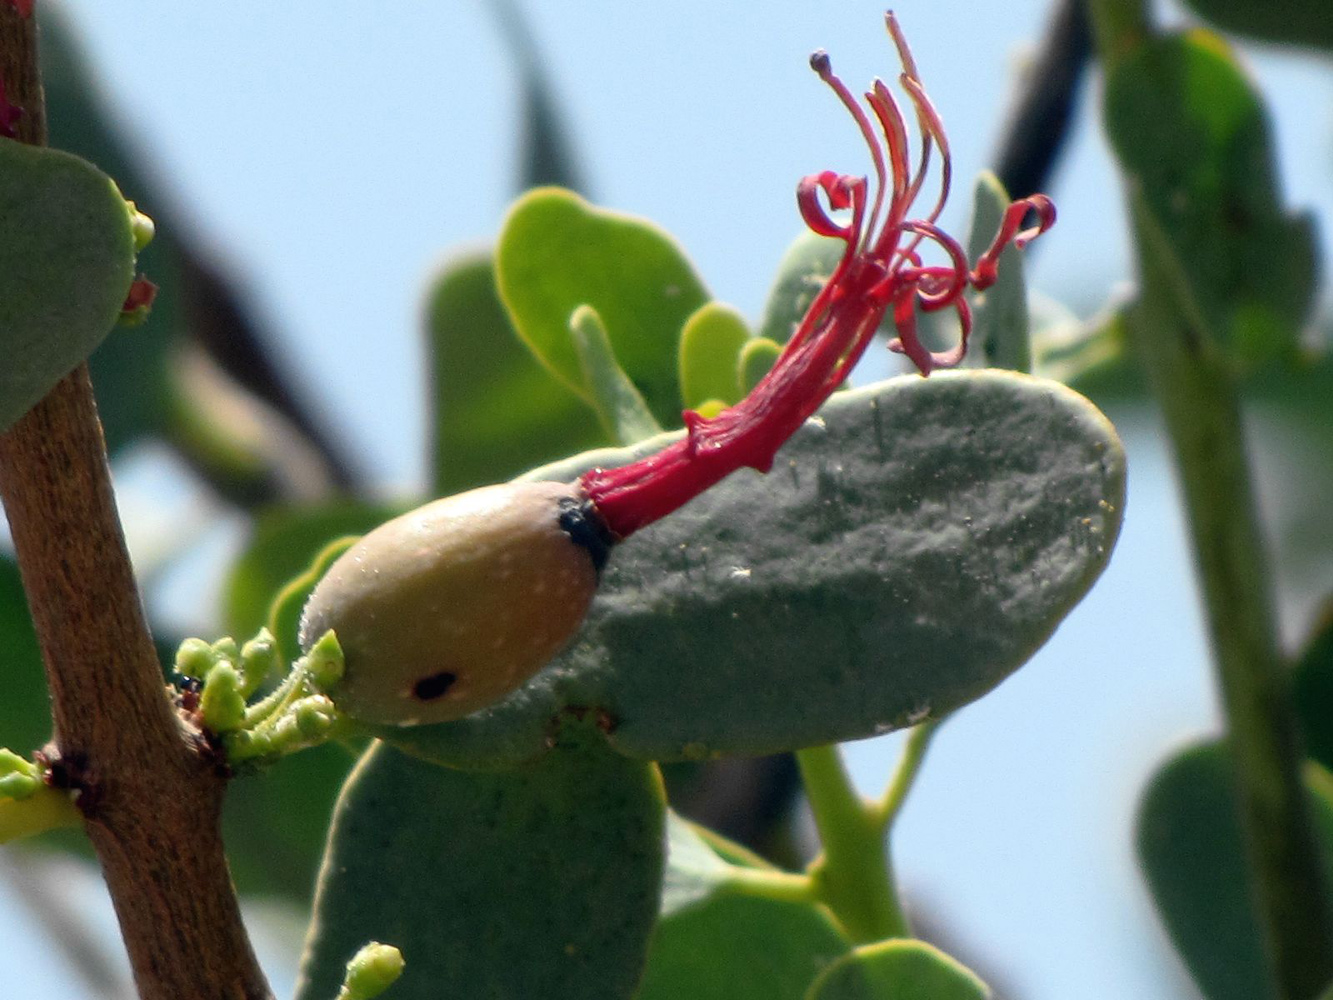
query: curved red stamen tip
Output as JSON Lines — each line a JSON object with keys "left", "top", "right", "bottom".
{"left": 810, "top": 49, "right": 832, "bottom": 76}
{"left": 971, "top": 194, "right": 1058, "bottom": 290}
{"left": 797, "top": 171, "right": 866, "bottom": 242}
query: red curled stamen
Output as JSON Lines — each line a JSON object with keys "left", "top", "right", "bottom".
{"left": 578, "top": 13, "right": 1054, "bottom": 542}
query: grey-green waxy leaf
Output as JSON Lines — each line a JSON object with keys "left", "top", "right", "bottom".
{"left": 637, "top": 813, "right": 850, "bottom": 1000}
{"left": 804, "top": 941, "right": 991, "bottom": 1000}
{"left": 758, "top": 231, "right": 845, "bottom": 346}
{"left": 570, "top": 305, "right": 663, "bottom": 445}
{"left": 965, "top": 172, "right": 1030, "bottom": 373}
{"left": 385, "top": 370, "right": 1124, "bottom": 767}
{"left": 296, "top": 739, "right": 665, "bottom": 1000}
{"left": 1137, "top": 740, "right": 1333, "bottom": 1000}
{"left": 0, "top": 140, "right": 136, "bottom": 433}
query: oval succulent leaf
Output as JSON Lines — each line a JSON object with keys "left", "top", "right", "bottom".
{"left": 426, "top": 249, "right": 606, "bottom": 495}
{"left": 295, "top": 738, "right": 665, "bottom": 1000}
{"left": 804, "top": 940, "right": 991, "bottom": 1000}
{"left": 385, "top": 369, "right": 1125, "bottom": 767}
{"left": 679, "top": 302, "right": 751, "bottom": 410}
{"left": 1104, "top": 31, "right": 1318, "bottom": 366}
{"left": 1137, "top": 739, "right": 1333, "bottom": 1000}
{"left": 495, "top": 187, "right": 709, "bottom": 428}
{"left": 0, "top": 140, "right": 137, "bottom": 432}
{"left": 636, "top": 812, "right": 851, "bottom": 1000}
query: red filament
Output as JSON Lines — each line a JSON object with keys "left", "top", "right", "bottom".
{"left": 580, "top": 12, "right": 1054, "bottom": 541}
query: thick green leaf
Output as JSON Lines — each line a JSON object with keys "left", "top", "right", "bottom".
{"left": 757, "top": 231, "right": 845, "bottom": 346}
{"left": 1103, "top": 31, "right": 1317, "bottom": 365}
{"left": 496, "top": 188, "right": 709, "bottom": 427}
{"left": 0, "top": 558, "right": 51, "bottom": 755}
{"left": 570, "top": 305, "right": 663, "bottom": 445}
{"left": 636, "top": 813, "right": 850, "bottom": 1000}
{"left": 804, "top": 941, "right": 990, "bottom": 1000}
{"left": 216, "top": 506, "right": 393, "bottom": 903}
{"left": 1138, "top": 740, "right": 1333, "bottom": 1000}
{"left": 426, "top": 249, "right": 606, "bottom": 495}
{"left": 1295, "top": 602, "right": 1333, "bottom": 774}
{"left": 386, "top": 370, "right": 1125, "bottom": 767}
{"left": 295, "top": 738, "right": 665, "bottom": 1000}
{"left": 0, "top": 139, "right": 136, "bottom": 432}
{"left": 223, "top": 501, "right": 400, "bottom": 659}
{"left": 739, "top": 337, "right": 783, "bottom": 395}
{"left": 965, "top": 172, "right": 1030, "bottom": 373}
{"left": 1178, "top": 0, "right": 1333, "bottom": 51}
{"left": 679, "top": 303, "right": 751, "bottom": 410}
{"left": 223, "top": 742, "right": 357, "bottom": 902}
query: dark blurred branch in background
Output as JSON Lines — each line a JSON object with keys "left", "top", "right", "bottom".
{"left": 992, "top": 0, "right": 1092, "bottom": 202}
{"left": 175, "top": 250, "right": 362, "bottom": 495}
{"left": 490, "top": 0, "right": 587, "bottom": 193}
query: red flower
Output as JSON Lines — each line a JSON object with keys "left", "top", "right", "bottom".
{"left": 581, "top": 13, "right": 1055, "bottom": 540}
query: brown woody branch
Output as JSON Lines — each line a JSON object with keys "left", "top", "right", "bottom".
{"left": 0, "top": 7, "right": 271, "bottom": 999}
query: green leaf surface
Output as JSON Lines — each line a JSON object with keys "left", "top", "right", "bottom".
{"left": 1178, "top": 0, "right": 1333, "bottom": 51}
{"left": 496, "top": 188, "right": 709, "bottom": 427}
{"left": 426, "top": 249, "right": 606, "bottom": 495}
{"left": 739, "top": 337, "right": 783, "bottom": 395}
{"left": 0, "top": 139, "right": 135, "bottom": 433}
{"left": 295, "top": 738, "right": 665, "bottom": 1000}
{"left": 216, "top": 506, "right": 390, "bottom": 902}
{"left": 804, "top": 940, "right": 990, "bottom": 1000}
{"left": 636, "top": 813, "right": 850, "bottom": 1000}
{"left": 1103, "top": 30, "right": 1317, "bottom": 365}
{"left": 385, "top": 370, "right": 1125, "bottom": 767}
{"left": 1137, "top": 740, "right": 1333, "bottom": 1000}
{"left": 223, "top": 742, "right": 358, "bottom": 902}
{"left": 679, "top": 303, "right": 751, "bottom": 410}
{"left": 758, "top": 231, "right": 846, "bottom": 346}
{"left": 0, "top": 558, "right": 51, "bottom": 756}
{"left": 570, "top": 305, "right": 663, "bottom": 445}
{"left": 223, "top": 501, "right": 401, "bottom": 660}
{"left": 965, "top": 172, "right": 1030, "bottom": 373}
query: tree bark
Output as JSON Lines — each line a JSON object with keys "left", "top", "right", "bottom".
{"left": 0, "top": 6, "right": 272, "bottom": 998}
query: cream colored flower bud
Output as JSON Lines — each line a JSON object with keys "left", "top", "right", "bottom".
{"left": 299, "top": 481, "right": 605, "bottom": 726}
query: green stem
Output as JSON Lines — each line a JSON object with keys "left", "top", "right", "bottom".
{"left": 1089, "top": 3, "right": 1333, "bottom": 994}
{"left": 873, "top": 720, "right": 942, "bottom": 830}
{"left": 1129, "top": 251, "right": 1333, "bottom": 999}
{"left": 723, "top": 868, "right": 819, "bottom": 906}
{"left": 1085, "top": 0, "right": 1333, "bottom": 977}
{"left": 796, "top": 744, "right": 908, "bottom": 942}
